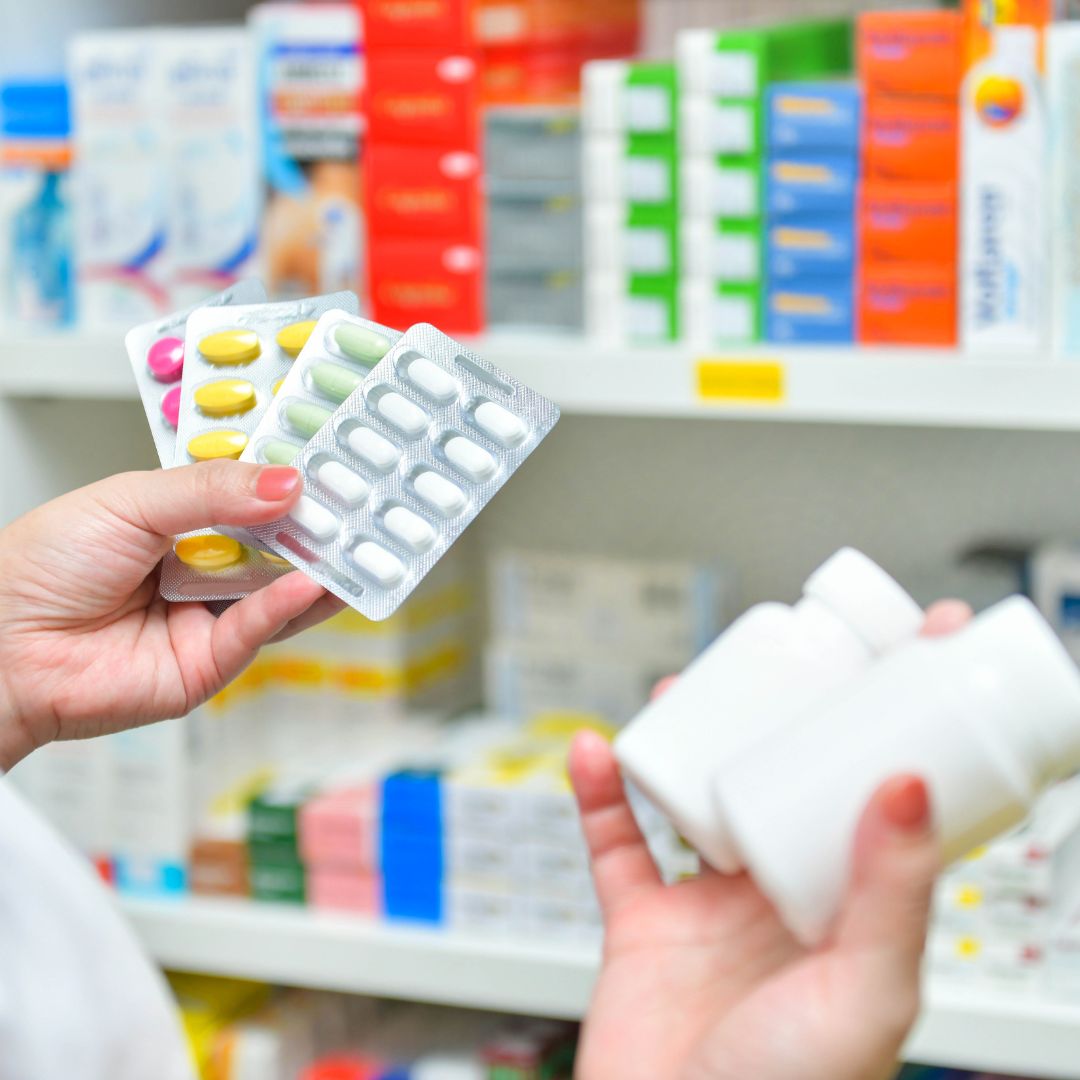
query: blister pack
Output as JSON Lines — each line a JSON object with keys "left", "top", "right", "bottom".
{"left": 245, "top": 324, "right": 561, "bottom": 620}
{"left": 124, "top": 280, "right": 268, "bottom": 467}
{"left": 241, "top": 310, "right": 403, "bottom": 469}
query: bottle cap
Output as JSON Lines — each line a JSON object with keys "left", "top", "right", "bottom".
{"left": 951, "top": 596, "right": 1080, "bottom": 784}
{"left": 803, "top": 548, "right": 924, "bottom": 655}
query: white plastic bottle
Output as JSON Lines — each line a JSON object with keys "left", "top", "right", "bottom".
{"left": 715, "top": 596, "right": 1080, "bottom": 946}
{"left": 614, "top": 548, "right": 924, "bottom": 872}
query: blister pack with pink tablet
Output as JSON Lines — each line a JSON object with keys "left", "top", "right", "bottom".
{"left": 124, "top": 279, "right": 267, "bottom": 466}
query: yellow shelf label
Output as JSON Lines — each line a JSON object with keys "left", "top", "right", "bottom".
{"left": 696, "top": 360, "right": 786, "bottom": 404}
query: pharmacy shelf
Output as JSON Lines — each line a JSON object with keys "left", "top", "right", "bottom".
{"left": 123, "top": 896, "right": 1080, "bottom": 1078}
{"left": 7, "top": 331, "right": 1080, "bottom": 431}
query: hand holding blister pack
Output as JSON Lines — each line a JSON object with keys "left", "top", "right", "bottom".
{"left": 616, "top": 549, "right": 1080, "bottom": 945}
{"left": 244, "top": 323, "right": 561, "bottom": 620}
{"left": 159, "top": 291, "right": 360, "bottom": 602}
{"left": 124, "top": 280, "right": 268, "bottom": 467}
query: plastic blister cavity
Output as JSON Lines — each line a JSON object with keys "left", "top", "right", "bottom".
{"left": 246, "top": 323, "right": 561, "bottom": 620}
{"left": 124, "top": 279, "right": 268, "bottom": 467}
{"left": 241, "top": 310, "right": 403, "bottom": 469}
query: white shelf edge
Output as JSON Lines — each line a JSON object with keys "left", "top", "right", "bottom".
{"left": 7, "top": 333, "right": 1080, "bottom": 432}
{"left": 122, "top": 896, "right": 1080, "bottom": 1078}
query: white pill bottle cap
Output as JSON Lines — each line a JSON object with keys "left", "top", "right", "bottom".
{"left": 802, "top": 547, "right": 926, "bottom": 655}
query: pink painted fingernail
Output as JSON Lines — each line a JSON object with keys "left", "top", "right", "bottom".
{"left": 882, "top": 775, "right": 931, "bottom": 832}
{"left": 255, "top": 466, "right": 301, "bottom": 501}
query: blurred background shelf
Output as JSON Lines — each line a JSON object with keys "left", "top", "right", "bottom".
{"left": 123, "top": 896, "right": 1080, "bottom": 1079}
{"left": 6, "top": 333, "right": 1080, "bottom": 431}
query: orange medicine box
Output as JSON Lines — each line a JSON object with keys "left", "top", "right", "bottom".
{"left": 858, "top": 9, "right": 963, "bottom": 100}
{"left": 864, "top": 97, "right": 959, "bottom": 184}
{"left": 858, "top": 263, "right": 957, "bottom": 346}
{"left": 859, "top": 182, "right": 958, "bottom": 265}
{"left": 369, "top": 237, "right": 484, "bottom": 334}
{"left": 366, "top": 49, "right": 480, "bottom": 148}
{"left": 360, "top": 0, "right": 475, "bottom": 48}
{"left": 366, "top": 144, "right": 482, "bottom": 238}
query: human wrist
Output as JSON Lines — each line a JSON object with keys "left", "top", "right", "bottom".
{"left": 0, "top": 670, "right": 37, "bottom": 772}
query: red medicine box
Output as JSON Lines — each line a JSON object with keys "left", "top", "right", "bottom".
{"left": 360, "top": 0, "right": 474, "bottom": 49}
{"left": 366, "top": 49, "right": 480, "bottom": 148}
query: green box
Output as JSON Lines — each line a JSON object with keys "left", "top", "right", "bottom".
{"left": 684, "top": 216, "right": 763, "bottom": 284}
{"left": 625, "top": 203, "right": 679, "bottom": 278}
{"left": 248, "top": 840, "right": 306, "bottom": 904}
{"left": 624, "top": 62, "right": 679, "bottom": 137}
{"left": 625, "top": 133, "right": 678, "bottom": 209}
{"left": 247, "top": 783, "right": 316, "bottom": 847}
{"left": 627, "top": 274, "right": 679, "bottom": 342}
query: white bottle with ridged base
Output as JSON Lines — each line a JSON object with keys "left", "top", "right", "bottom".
{"left": 614, "top": 548, "right": 924, "bottom": 872}
{"left": 716, "top": 596, "right": 1080, "bottom": 946}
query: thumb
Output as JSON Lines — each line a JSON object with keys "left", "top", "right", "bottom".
{"left": 833, "top": 775, "right": 940, "bottom": 985}
{"left": 99, "top": 461, "right": 303, "bottom": 539}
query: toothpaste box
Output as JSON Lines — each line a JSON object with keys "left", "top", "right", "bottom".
{"left": 767, "top": 82, "right": 861, "bottom": 152}
{"left": 159, "top": 28, "right": 261, "bottom": 307}
{"left": 766, "top": 277, "right": 854, "bottom": 344}
{"left": 858, "top": 9, "right": 963, "bottom": 101}
{"left": 858, "top": 263, "right": 957, "bottom": 346}
{"left": 681, "top": 277, "right": 762, "bottom": 344}
{"left": 767, "top": 215, "right": 855, "bottom": 279}
{"left": 1049, "top": 25, "right": 1080, "bottom": 358}
{"left": 766, "top": 151, "right": 858, "bottom": 218}
{"left": 69, "top": 30, "right": 170, "bottom": 325}
{"left": 960, "top": 24, "right": 1047, "bottom": 351}
{"left": 859, "top": 182, "right": 958, "bottom": 265}
{"left": 864, "top": 98, "right": 959, "bottom": 184}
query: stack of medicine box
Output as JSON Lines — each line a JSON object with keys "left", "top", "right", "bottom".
{"left": 857, "top": 9, "right": 962, "bottom": 347}
{"left": 676, "top": 21, "right": 854, "bottom": 346}
{"left": 361, "top": 0, "right": 485, "bottom": 334}
{"left": 583, "top": 60, "right": 680, "bottom": 343}
{"left": 764, "top": 80, "right": 860, "bottom": 345}
{"left": 927, "top": 776, "right": 1080, "bottom": 993}
{"left": 484, "top": 106, "right": 584, "bottom": 332}
{"left": 484, "top": 550, "right": 734, "bottom": 726}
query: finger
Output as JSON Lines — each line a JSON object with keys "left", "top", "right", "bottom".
{"left": 833, "top": 775, "right": 940, "bottom": 983}
{"left": 98, "top": 462, "right": 302, "bottom": 539}
{"left": 650, "top": 674, "right": 679, "bottom": 701}
{"left": 921, "top": 599, "right": 973, "bottom": 638}
{"left": 569, "top": 729, "right": 661, "bottom": 917}
{"left": 268, "top": 591, "right": 348, "bottom": 643}
{"left": 208, "top": 572, "right": 328, "bottom": 681}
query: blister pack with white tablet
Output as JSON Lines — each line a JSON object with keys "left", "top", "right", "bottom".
{"left": 241, "top": 310, "right": 403, "bottom": 469}
{"left": 124, "top": 279, "right": 267, "bottom": 467}
{"left": 245, "top": 324, "right": 561, "bottom": 620}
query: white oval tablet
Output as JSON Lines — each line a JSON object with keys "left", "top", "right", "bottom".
{"left": 376, "top": 391, "right": 430, "bottom": 437}
{"left": 351, "top": 541, "right": 406, "bottom": 587}
{"left": 316, "top": 460, "right": 370, "bottom": 507}
{"left": 344, "top": 425, "right": 400, "bottom": 471}
{"left": 474, "top": 401, "right": 528, "bottom": 447}
{"left": 413, "top": 470, "right": 468, "bottom": 517}
{"left": 384, "top": 506, "right": 436, "bottom": 552}
{"left": 444, "top": 435, "right": 497, "bottom": 482}
{"left": 407, "top": 355, "right": 459, "bottom": 402}
{"left": 289, "top": 495, "right": 339, "bottom": 542}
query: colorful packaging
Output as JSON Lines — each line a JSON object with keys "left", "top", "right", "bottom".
{"left": 0, "top": 80, "right": 74, "bottom": 330}
{"left": 125, "top": 278, "right": 267, "bottom": 467}
{"left": 249, "top": 4, "right": 363, "bottom": 302}
{"left": 864, "top": 98, "right": 960, "bottom": 183}
{"left": 681, "top": 278, "right": 761, "bottom": 344}
{"left": 587, "top": 272, "right": 678, "bottom": 342}
{"left": 160, "top": 28, "right": 261, "bottom": 308}
{"left": 586, "top": 203, "right": 677, "bottom": 277}
{"left": 245, "top": 323, "right": 561, "bottom": 619}
{"left": 1049, "top": 25, "right": 1080, "bottom": 358}
{"left": 766, "top": 82, "right": 861, "bottom": 152}
{"left": 961, "top": 25, "right": 1047, "bottom": 350}
{"left": 858, "top": 10, "right": 963, "bottom": 100}
{"left": 69, "top": 30, "right": 169, "bottom": 325}
{"left": 584, "top": 134, "right": 677, "bottom": 207}
{"left": 859, "top": 182, "right": 958, "bottom": 265}
{"left": 766, "top": 278, "right": 854, "bottom": 343}
{"left": 242, "top": 309, "right": 402, "bottom": 467}
{"left": 766, "top": 151, "right": 858, "bottom": 217}
{"left": 361, "top": 0, "right": 474, "bottom": 49}
{"left": 681, "top": 217, "right": 761, "bottom": 282}
{"left": 767, "top": 216, "right": 855, "bottom": 280}
{"left": 582, "top": 61, "right": 678, "bottom": 137}
{"left": 858, "top": 263, "right": 957, "bottom": 346}
{"left": 681, "top": 155, "right": 761, "bottom": 218}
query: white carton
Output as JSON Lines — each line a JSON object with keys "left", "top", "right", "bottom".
{"left": 1049, "top": 25, "right": 1080, "bottom": 358}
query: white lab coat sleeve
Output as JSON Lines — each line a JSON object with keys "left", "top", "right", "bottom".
{"left": 0, "top": 776, "right": 195, "bottom": 1080}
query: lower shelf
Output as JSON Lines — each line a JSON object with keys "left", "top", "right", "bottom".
{"left": 122, "top": 896, "right": 1080, "bottom": 1078}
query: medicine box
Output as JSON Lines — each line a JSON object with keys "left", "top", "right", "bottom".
{"left": 586, "top": 203, "right": 678, "bottom": 277}
{"left": 484, "top": 106, "right": 581, "bottom": 185}
{"left": 487, "top": 269, "right": 583, "bottom": 332}
{"left": 857, "top": 263, "right": 957, "bottom": 347}
{"left": 366, "top": 49, "right": 481, "bottom": 149}
{"left": 583, "top": 60, "right": 678, "bottom": 137}
{"left": 858, "top": 182, "right": 958, "bottom": 265}
{"left": 858, "top": 10, "right": 963, "bottom": 101}
{"left": 767, "top": 82, "right": 861, "bottom": 152}
{"left": 367, "top": 144, "right": 481, "bottom": 240}
{"left": 864, "top": 98, "right": 959, "bottom": 184}
{"left": 766, "top": 151, "right": 858, "bottom": 218}
{"left": 767, "top": 215, "right": 855, "bottom": 280}
{"left": 681, "top": 217, "right": 762, "bottom": 282}
{"left": 680, "top": 96, "right": 762, "bottom": 158}
{"left": 487, "top": 190, "right": 582, "bottom": 273}
{"left": 681, "top": 155, "right": 761, "bottom": 219}
{"left": 676, "top": 21, "right": 853, "bottom": 99}
{"left": 584, "top": 134, "right": 678, "bottom": 207}
{"left": 585, "top": 272, "right": 679, "bottom": 342}
{"left": 362, "top": 0, "right": 475, "bottom": 49}
{"left": 681, "top": 278, "right": 762, "bottom": 344}
{"left": 1049, "top": 25, "right": 1080, "bottom": 358}
{"left": 766, "top": 277, "right": 854, "bottom": 344}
